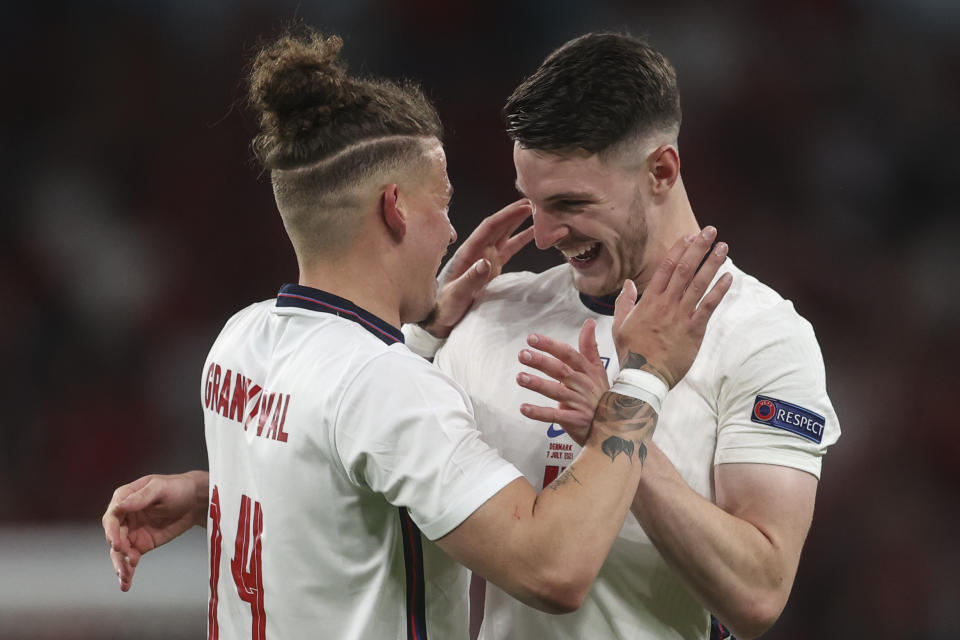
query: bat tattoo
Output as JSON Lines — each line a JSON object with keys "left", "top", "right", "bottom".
{"left": 595, "top": 390, "right": 658, "bottom": 464}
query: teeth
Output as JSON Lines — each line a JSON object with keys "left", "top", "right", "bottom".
{"left": 561, "top": 243, "right": 598, "bottom": 259}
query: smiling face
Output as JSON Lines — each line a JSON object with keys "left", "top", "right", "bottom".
{"left": 514, "top": 143, "right": 653, "bottom": 296}
{"left": 398, "top": 141, "right": 457, "bottom": 324}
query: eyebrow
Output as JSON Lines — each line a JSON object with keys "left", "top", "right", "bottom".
{"left": 514, "top": 181, "right": 596, "bottom": 203}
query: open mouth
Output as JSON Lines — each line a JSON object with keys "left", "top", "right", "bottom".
{"left": 560, "top": 242, "right": 602, "bottom": 268}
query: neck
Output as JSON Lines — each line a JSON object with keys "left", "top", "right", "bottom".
{"left": 298, "top": 251, "right": 403, "bottom": 328}
{"left": 635, "top": 177, "right": 701, "bottom": 293}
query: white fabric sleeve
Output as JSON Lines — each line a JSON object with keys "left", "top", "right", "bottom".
{"left": 334, "top": 350, "right": 522, "bottom": 540}
{"left": 715, "top": 302, "right": 841, "bottom": 480}
{"left": 401, "top": 323, "right": 447, "bottom": 359}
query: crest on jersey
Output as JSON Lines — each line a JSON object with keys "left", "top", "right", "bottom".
{"left": 750, "top": 395, "right": 825, "bottom": 444}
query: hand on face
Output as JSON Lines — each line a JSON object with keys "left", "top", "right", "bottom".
{"left": 612, "top": 226, "right": 731, "bottom": 388}
{"left": 418, "top": 199, "right": 534, "bottom": 338}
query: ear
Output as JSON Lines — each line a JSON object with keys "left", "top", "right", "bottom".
{"left": 381, "top": 183, "right": 407, "bottom": 240}
{"left": 648, "top": 144, "right": 680, "bottom": 195}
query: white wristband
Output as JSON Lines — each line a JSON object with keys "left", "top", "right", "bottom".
{"left": 609, "top": 368, "right": 669, "bottom": 414}
{"left": 401, "top": 323, "right": 447, "bottom": 358}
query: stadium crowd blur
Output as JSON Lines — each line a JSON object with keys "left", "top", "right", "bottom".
{"left": 2, "top": 1, "right": 957, "bottom": 638}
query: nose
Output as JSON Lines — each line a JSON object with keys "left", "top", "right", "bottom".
{"left": 448, "top": 222, "right": 457, "bottom": 245}
{"left": 532, "top": 209, "right": 568, "bottom": 250}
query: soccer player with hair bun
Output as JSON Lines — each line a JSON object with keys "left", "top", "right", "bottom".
{"left": 102, "top": 27, "right": 731, "bottom": 639}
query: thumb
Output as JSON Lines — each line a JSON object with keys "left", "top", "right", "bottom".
{"left": 578, "top": 318, "right": 602, "bottom": 366}
{"left": 447, "top": 258, "right": 491, "bottom": 300}
{"left": 612, "top": 280, "right": 637, "bottom": 335}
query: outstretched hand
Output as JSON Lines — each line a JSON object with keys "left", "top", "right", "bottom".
{"left": 516, "top": 319, "right": 609, "bottom": 446}
{"left": 516, "top": 227, "right": 732, "bottom": 443}
{"left": 613, "top": 226, "right": 731, "bottom": 388}
{"left": 102, "top": 471, "right": 208, "bottom": 591}
{"left": 420, "top": 199, "right": 534, "bottom": 338}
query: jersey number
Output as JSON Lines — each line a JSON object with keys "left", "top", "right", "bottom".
{"left": 208, "top": 486, "right": 266, "bottom": 640}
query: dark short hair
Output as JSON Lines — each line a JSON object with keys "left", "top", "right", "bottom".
{"left": 504, "top": 32, "right": 681, "bottom": 154}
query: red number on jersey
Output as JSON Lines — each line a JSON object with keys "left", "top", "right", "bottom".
{"left": 208, "top": 487, "right": 267, "bottom": 640}
{"left": 208, "top": 487, "right": 223, "bottom": 640}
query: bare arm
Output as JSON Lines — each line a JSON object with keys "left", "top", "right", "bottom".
{"left": 435, "top": 389, "right": 655, "bottom": 612}
{"left": 436, "top": 228, "right": 731, "bottom": 613}
{"left": 631, "top": 449, "right": 816, "bottom": 639}
{"left": 518, "top": 230, "right": 820, "bottom": 635}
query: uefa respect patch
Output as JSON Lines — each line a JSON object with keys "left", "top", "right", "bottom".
{"left": 750, "top": 395, "right": 825, "bottom": 444}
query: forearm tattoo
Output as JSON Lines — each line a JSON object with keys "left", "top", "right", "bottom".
{"left": 594, "top": 391, "right": 658, "bottom": 465}
{"left": 546, "top": 467, "right": 582, "bottom": 492}
{"left": 623, "top": 351, "right": 671, "bottom": 386}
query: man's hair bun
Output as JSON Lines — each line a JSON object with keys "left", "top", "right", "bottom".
{"left": 246, "top": 26, "right": 442, "bottom": 170}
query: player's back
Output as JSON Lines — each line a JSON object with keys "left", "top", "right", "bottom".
{"left": 201, "top": 286, "right": 471, "bottom": 639}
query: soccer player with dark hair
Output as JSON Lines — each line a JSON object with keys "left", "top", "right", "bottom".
{"left": 102, "top": 28, "right": 732, "bottom": 639}
{"left": 402, "top": 33, "right": 840, "bottom": 640}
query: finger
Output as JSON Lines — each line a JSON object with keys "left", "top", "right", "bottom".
{"left": 103, "top": 476, "right": 152, "bottom": 548}
{"left": 440, "top": 200, "right": 531, "bottom": 283}
{"left": 526, "top": 333, "right": 591, "bottom": 373}
{"left": 479, "top": 199, "right": 533, "bottom": 237}
{"left": 612, "top": 279, "right": 637, "bottom": 336}
{"left": 462, "top": 199, "right": 532, "bottom": 252}
{"left": 519, "top": 348, "right": 571, "bottom": 383}
{"left": 441, "top": 258, "right": 492, "bottom": 306}
{"left": 690, "top": 271, "right": 733, "bottom": 333}
{"left": 113, "top": 477, "right": 164, "bottom": 516}
{"left": 499, "top": 226, "right": 535, "bottom": 264}
{"left": 680, "top": 241, "right": 728, "bottom": 312}
{"left": 577, "top": 319, "right": 602, "bottom": 367}
{"left": 645, "top": 233, "right": 694, "bottom": 295}
{"left": 111, "top": 547, "right": 135, "bottom": 591}
{"left": 664, "top": 226, "right": 717, "bottom": 301}
{"left": 519, "top": 402, "right": 563, "bottom": 424}
{"left": 127, "top": 547, "right": 143, "bottom": 568}
{"left": 517, "top": 371, "right": 581, "bottom": 406}
{"left": 519, "top": 405, "right": 591, "bottom": 439}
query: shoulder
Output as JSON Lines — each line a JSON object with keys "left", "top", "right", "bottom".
{"left": 708, "top": 261, "right": 820, "bottom": 363}
{"left": 347, "top": 345, "right": 468, "bottom": 402}
{"left": 222, "top": 299, "right": 275, "bottom": 329}
{"left": 209, "top": 298, "right": 275, "bottom": 348}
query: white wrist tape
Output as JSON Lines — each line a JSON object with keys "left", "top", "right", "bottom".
{"left": 401, "top": 323, "right": 447, "bottom": 358}
{"left": 609, "top": 368, "right": 669, "bottom": 414}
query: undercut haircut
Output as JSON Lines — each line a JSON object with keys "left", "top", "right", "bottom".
{"left": 503, "top": 32, "right": 681, "bottom": 156}
{"left": 247, "top": 26, "right": 443, "bottom": 255}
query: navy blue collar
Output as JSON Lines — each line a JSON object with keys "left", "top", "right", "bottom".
{"left": 276, "top": 284, "right": 404, "bottom": 346}
{"left": 578, "top": 241, "right": 718, "bottom": 316}
{"left": 578, "top": 292, "right": 618, "bottom": 316}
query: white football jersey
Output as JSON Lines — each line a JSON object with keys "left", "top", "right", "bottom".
{"left": 434, "top": 260, "right": 840, "bottom": 640}
{"left": 203, "top": 284, "right": 521, "bottom": 640}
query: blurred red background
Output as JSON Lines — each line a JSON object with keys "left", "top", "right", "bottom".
{"left": 1, "top": 1, "right": 957, "bottom": 637}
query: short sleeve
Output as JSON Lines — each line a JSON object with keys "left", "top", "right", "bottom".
{"left": 715, "top": 302, "right": 841, "bottom": 479}
{"left": 334, "top": 349, "right": 522, "bottom": 540}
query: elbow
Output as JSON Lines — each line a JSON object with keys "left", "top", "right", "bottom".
{"left": 524, "top": 565, "right": 592, "bottom": 614}
{"left": 536, "top": 585, "right": 587, "bottom": 615}
{"left": 722, "top": 592, "right": 787, "bottom": 640}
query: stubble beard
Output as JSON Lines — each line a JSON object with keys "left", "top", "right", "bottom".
{"left": 582, "top": 201, "right": 650, "bottom": 297}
